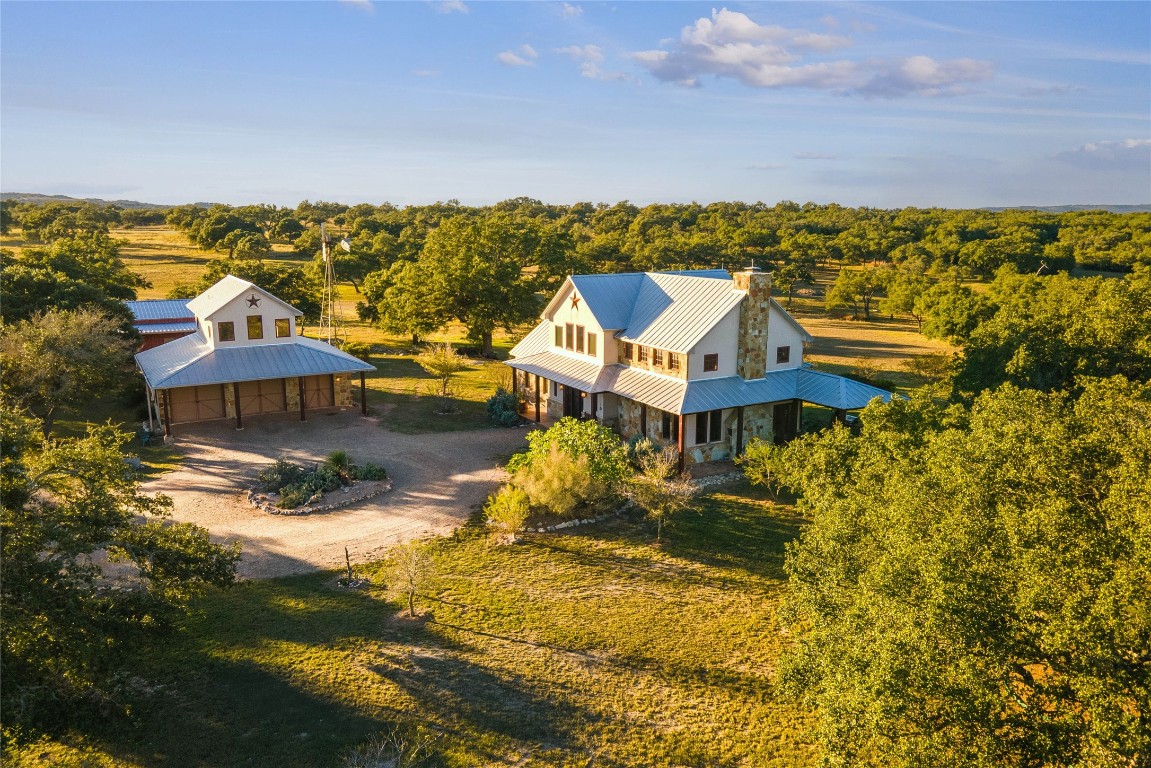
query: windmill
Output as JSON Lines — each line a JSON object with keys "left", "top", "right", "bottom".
{"left": 317, "top": 222, "right": 352, "bottom": 345}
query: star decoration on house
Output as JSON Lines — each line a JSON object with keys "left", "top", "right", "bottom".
{"left": 571, "top": 295, "right": 580, "bottom": 309}
{"left": 246, "top": 294, "right": 261, "bottom": 308}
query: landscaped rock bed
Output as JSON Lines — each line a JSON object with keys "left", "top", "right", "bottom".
{"left": 247, "top": 479, "right": 393, "bottom": 516}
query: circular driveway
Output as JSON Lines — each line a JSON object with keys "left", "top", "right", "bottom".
{"left": 142, "top": 412, "right": 536, "bottom": 579}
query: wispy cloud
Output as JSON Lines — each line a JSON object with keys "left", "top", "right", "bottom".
{"left": 497, "top": 44, "right": 539, "bottom": 67}
{"left": 632, "top": 7, "right": 992, "bottom": 97}
{"left": 1020, "top": 84, "right": 1087, "bottom": 98}
{"left": 338, "top": 0, "right": 373, "bottom": 12}
{"left": 561, "top": 3, "right": 582, "bottom": 20}
{"left": 555, "top": 44, "right": 633, "bottom": 82}
{"left": 1054, "top": 139, "right": 1151, "bottom": 168}
{"left": 748, "top": 163, "right": 785, "bottom": 171}
{"left": 433, "top": 0, "right": 468, "bottom": 15}
{"left": 794, "top": 151, "right": 838, "bottom": 160}
{"left": 412, "top": 69, "right": 438, "bottom": 78}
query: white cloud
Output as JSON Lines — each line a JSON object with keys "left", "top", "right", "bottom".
{"left": 1055, "top": 139, "right": 1151, "bottom": 168}
{"left": 561, "top": 3, "right": 582, "bottom": 19}
{"left": 338, "top": 0, "right": 373, "bottom": 12}
{"left": 433, "top": 0, "right": 468, "bottom": 15}
{"left": 794, "top": 152, "right": 838, "bottom": 160}
{"left": 497, "top": 44, "right": 539, "bottom": 67}
{"left": 412, "top": 69, "right": 438, "bottom": 78}
{"left": 632, "top": 7, "right": 992, "bottom": 97}
{"left": 555, "top": 43, "right": 633, "bottom": 82}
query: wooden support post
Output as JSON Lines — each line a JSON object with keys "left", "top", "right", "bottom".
{"left": 534, "top": 375, "right": 541, "bottom": 423}
{"left": 360, "top": 372, "right": 367, "bottom": 415}
{"left": 736, "top": 406, "right": 745, "bottom": 456}
{"left": 233, "top": 382, "right": 243, "bottom": 430}
{"left": 677, "top": 413, "right": 686, "bottom": 473}
{"left": 299, "top": 378, "right": 307, "bottom": 421}
{"left": 162, "top": 389, "right": 172, "bottom": 437}
{"left": 512, "top": 369, "right": 518, "bottom": 408}
{"left": 591, "top": 392, "right": 599, "bottom": 422}
{"left": 640, "top": 404, "right": 647, "bottom": 438}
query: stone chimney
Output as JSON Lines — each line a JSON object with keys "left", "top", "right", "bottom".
{"left": 733, "top": 265, "right": 771, "bottom": 380}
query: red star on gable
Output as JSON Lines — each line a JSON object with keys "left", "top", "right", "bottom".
{"left": 571, "top": 295, "right": 580, "bottom": 310}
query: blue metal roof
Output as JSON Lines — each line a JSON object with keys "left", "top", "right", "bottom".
{"left": 620, "top": 272, "right": 743, "bottom": 353}
{"left": 125, "top": 299, "right": 193, "bottom": 322}
{"left": 135, "top": 333, "right": 373, "bottom": 389}
{"left": 567, "top": 273, "right": 645, "bottom": 330}
{"left": 137, "top": 321, "right": 198, "bottom": 335}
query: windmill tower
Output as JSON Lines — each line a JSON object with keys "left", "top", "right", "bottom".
{"left": 317, "top": 223, "right": 350, "bottom": 345}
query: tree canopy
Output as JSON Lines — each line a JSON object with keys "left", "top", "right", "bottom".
{"left": 743, "top": 380, "right": 1151, "bottom": 767}
{"left": 1, "top": 308, "right": 138, "bottom": 436}
{"left": 1, "top": 407, "right": 240, "bottom": 728}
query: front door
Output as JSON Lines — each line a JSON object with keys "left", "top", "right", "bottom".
{"left": 562, "top": 385, "right": 583, "bottom": 418}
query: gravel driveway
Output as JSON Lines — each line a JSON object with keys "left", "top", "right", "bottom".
{"left": 143, "top": 412, "right": 536, "bottom": 579}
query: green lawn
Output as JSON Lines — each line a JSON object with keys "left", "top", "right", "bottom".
{"left": 7, "top": 485, "right": 817, "bottom": 768}
{"left": 363, "top": 354, "right": 514, "bottom": 433}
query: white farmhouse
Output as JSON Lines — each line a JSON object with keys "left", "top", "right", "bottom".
{"left": 506, "top": 266, "right": 895, "bottom": 467}
{"left": 133, "top": 275, "right": 374, "bottom": 435}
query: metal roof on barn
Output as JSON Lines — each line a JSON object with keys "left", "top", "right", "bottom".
{"left": 135, "top": 333, "right": 373, "bottom": 390}
{"left": 125, "top": 299, "right": 193, "bottom": 322}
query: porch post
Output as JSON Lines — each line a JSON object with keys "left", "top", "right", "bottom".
{"left": 512, "top": 369, "right": 518, "bottom": 406}
{"left": 162, "top": 389, "right": 172, "bottom": 437}
{"left": 736, "top": 406, "right": 745, "bottom": 456}
{"left": 360, "top": 372, "right": 368, "bottom": 415}
{"left": 233, "top": 382, "right": 243, "bottom": 430}
{"left": 677, "top": 413, "right": 686, "bottom": 473}
{"left": 145, "top": 386, "right": 155, "bottom": 432}
{"left": 534, "top": 375, "right": 541, "bottom": 423}
{"left": 299, "top": 377, "right": 307, "bottom": 421}
{"left": 591, "top": 392, "right": 599, "bottom": 422}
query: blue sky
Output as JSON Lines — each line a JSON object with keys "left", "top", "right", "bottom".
{"left": 2, "top": 1, "right": 1148, "bottom": 208}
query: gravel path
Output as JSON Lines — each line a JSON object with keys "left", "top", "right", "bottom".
{"left": 142, "top": 412, "right": 536, "bottom": 579}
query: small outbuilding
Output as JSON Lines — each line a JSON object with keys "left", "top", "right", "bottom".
{"left": 133, "top": 275, "right": 374, "bottom": 435}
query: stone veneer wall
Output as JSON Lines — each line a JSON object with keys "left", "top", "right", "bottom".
{"left": 285, "top": 377, "right": 301, "bottom": 412}
{"left": 334, "top": 374, "right": 352, "bottom": 407}
{"left": 683, "top": 403, "right": 775, "bottom": 465}
{"left": 223, "top": 382, "right": 237, "bottom": 418}
{"left": 732, "top": 270, "right": 771, "bottom": 380}
{"left": 615, "top": 341, "right": 689, "bottom": 380}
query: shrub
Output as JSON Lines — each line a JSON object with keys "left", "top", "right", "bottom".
{"left": 485, "top": 387, "right": 520, "bottom": 427}
{"left": 307, "top": 465, "right": 343, "bottom": 494}
{"left": 352, "top": 462, "right": 388, "bottom": 481}
{"left": 340, "top": 341, "right": 371, "bottom": 360}
{"left": 485, "top": 485, "right": 530, "bottom": 543}
{"left": 506, "top": 417, "right": 629, "bottom": 489}
{"left": 277, "top": 483, "right": 314, "bottom": 509}
{"left": 257, "top": 459, "right": 306, "bottom": 492}
{"left": 513, "top": 443, "right": 607, "bottom": 518}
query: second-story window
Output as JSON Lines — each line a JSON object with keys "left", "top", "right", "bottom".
{"left": 638, "top": 346, "right": 649, "bottom": 363}
{"left": 218, "top": 321, "right": 235, "bottom": 342}
{"left": 588, "top": 333, "right": 597, "bottom": 356}
{"left": 653, "top": 349, "right": 663, "bottom": 367}
{"left": 703, "top": 353, "right": 718, "bottom": 372}
{"left": 276, "top": 318, "right": 290, "bottom": 338}
{"left": 623, "top": 342, "right": 633, "bottom": 360}
{"left": 668, "top": 353, "right": 680, "bottom": 371}
{"left": 555, "top": 325, "right": 564, "bottom": 347}
{"left": 576, "top": 326, "right": 585, "bottom": 353}
{"left": 565, "top": 323, "right": 574, "bottom": 350}
{"left": 776, "top": 345, "right": 791, "bottom": 364}
{"left": 247, "top": 315, "right": 263, "bottom": 340}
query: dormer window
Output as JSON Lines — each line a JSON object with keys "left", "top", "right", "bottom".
{"left": 276, "top": 318, "right": 291, "bottom": 338}
{"left": 218, "top": 321, "right": 235, "bottom": 342}
{"left": 623, "top": 342, "right": 633, "bottom": 360}
{"left": 668, "top": 353, "right": 680, "bottom": 372}
{"left": 638, "top": 346, "right": 649, "bottom": 363}
{"left": 247, "top": 315, "right": 263, "bottom": 340}
{"left": 653, "top": 349, "right": 663, "bottom": 367}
